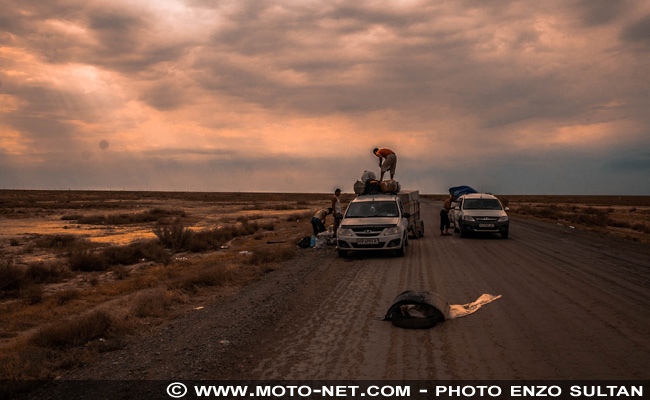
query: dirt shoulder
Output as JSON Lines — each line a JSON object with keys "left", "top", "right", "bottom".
{"left": 63, "top": 248, "right": 334, "bottom": 380}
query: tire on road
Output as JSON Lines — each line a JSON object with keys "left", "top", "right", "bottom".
{"left": 384, "top": 290, "right": 450, "bottom": 329}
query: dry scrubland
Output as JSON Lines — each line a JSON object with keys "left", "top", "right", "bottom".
{"left": 0, "top": 190, "right": 354, "bottom": 381}
{"left": 501, "top": 195, "right": 650, "bottom": 244}
{"left": 1, "top": 191, "right": 649, "bottom": 382}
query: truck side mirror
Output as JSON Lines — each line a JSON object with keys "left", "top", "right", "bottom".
{"left": 403, "top": 212, "right": 411, "bottom": 218}
{"left": 504, "top": 207, "right": 510, "bottom": 211}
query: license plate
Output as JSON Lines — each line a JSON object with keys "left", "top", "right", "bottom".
{"left": 479, "top": 223, "right": 494, "bottom": 228}
{"left": 357, "top": 238, "right": 379, "bottom": 245}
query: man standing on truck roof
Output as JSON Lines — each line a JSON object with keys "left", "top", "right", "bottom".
{"left": 373, "top": 148, "right": 397, "bottom": 181}
{"left": 312, "top": 207, "right": 333, "bottom": 237}
{"left": 331, "top": 189, "right": 343, "bottom": 234}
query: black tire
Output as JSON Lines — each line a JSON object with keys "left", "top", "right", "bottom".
{"left": 390, "top": 312, "right": 444, "bottom": 329}
{"left": 501, "top": 229, "right": 509, "bottom": 239}
{"left": 454, "top": 225, "right": 459, "bottom": 233}
{"left": 459, "top": 228, "right": 467, "bottom": 238}
{"left": 396, "top": 238, "right": 405, "bottom": 257}
{"left": 338, "top": 249, "right": 348, "bottom": 257}
{"left": 418, "top": 221, "right": 424, "bottom": 238}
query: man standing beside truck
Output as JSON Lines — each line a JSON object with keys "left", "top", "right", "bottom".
{"left": 331, "top": 188, "right": 343, "bottom": 234}
{"left": 372, "top": 148, "right": 397, "bottom": 181}
{"left": 440, "top": 195, "right": 454, "bottom": 236}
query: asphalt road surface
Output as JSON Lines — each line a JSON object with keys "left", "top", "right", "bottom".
{"left": 68, "top": 199, "right": 650, "bottom": 381}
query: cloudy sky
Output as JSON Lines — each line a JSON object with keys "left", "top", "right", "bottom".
{"left": 1, "top": 0, "right": 649, "bottom": 194}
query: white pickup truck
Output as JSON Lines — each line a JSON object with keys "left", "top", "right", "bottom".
{"left": 336, "top": 191, "right": 422, "bottom": 257}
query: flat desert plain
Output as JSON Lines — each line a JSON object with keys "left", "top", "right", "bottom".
{"left": 1, "top": 190, "right": 649, "bottom": 384}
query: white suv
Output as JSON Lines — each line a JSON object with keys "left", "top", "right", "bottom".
{"left": 336, "top": 194, "right": 410, "bottom": 257}
{"left": 453, "top": 193, "right": 509, "bottom": 239}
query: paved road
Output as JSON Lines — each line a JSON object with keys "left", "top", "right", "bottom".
{"left": 66, "top": 200, "right": 650, "bottom": 381}
{"left": 234, "top": 199, "right": 650, "bottom": 380}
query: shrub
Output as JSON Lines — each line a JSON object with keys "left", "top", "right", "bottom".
{"left": 69, "top": 250, "right": 108, "bottom": 271}
{"left": 153, "top": 220, "right": 192, "bottom": 252}
{"left": 246, "top": 246, "right": 295, "bottom": 266}
{"left": 155, "top": 220, "right": 264, "bottom": 253}
{"left": 21, "top": 285, "right": 44, "bottom": 305}
{"left": 24, "top": 261, "right": 71, "bottom": 284}
{"left": 54, "top": 289, "right": 80, "bottom": 305}
{"left": 131, "top": 288, "right": 172, "bottom": 317}
{"left": 171, "top": 265, "right": 235, "bottom": 292}
{"left": 65, "top": 208, "right": 186, "bottom": 225}
{"left": 101, "top": 240, "right": 171, "bottom": 266}
{"left": 34, "top": 234, "right": 78, "bottom": 249}
{"left": 30, "top": 311, "right": 113, "bottom": 349}
{"left": 0, "top": 259, "right": 24, "bottom": 293}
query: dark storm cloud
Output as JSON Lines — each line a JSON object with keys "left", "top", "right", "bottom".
{"left": 0, "top": 0, "right": 192, "bottom": 73}
{"left": 139, "top": 81, "right": 191, "bottom": 111}
{"left": 604, "top": 152, "right": 650, "bottom": 173}
{"left": 620, "top": 14, "right": 650, "bottom": 46}
{"left": 573, "top": 0, "right": 630, "bottom": 26}
{"left": 3, "top": 115, "right": 77, "bottom": 140}
{"left": 2, "top": 0, "right": 650, "bottom": 194}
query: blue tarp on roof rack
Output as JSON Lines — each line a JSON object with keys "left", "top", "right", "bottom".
{"left": 449, "top": 185, "right": 477, "bottom": 198}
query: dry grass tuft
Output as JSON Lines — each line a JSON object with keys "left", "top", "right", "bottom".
{"left": 62, "top": 208, "right": 186, "bottom": 225}
{"left": 54, "top": 289, "right": 80, "bottom": 305}
{"left": 1, "top": 260, "right": 71, "bottom": 300}
{"left": 285, "top": 210, "right": 313, "bottom": 222}
{"left": 246, "top": 245, "right": 295, "bottom": 266}
{"left": 101, "top": 240, "right": 171, "bottom": 266}
{"left": 169, "top": 265, "right": 236, "bottom": 293}
{"left": 69, "top": 249, "right": 108, "bottom": 271}
{"left": 30, "top": 310, "right": 114, "bottom": 349}
{"left": 0, "top": 259, "right": 24, "bottom": 294}
{"left": 131, "top": 288, "right": 173, "bottom": 317}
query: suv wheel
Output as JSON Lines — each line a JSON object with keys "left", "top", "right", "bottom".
{"left": 396, "top": 238, "right": 405, "bottom": 257}
{"left": 338, "top": 249, "right": 348, "bottom": 257}
{"left": 501, "top": 229, "right": 509, "bottom": 239}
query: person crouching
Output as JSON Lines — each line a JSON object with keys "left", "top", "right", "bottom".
{"left": 312, "top": 207, "right": 333, "bottom": 237}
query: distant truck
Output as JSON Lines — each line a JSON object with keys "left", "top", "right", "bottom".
{"left": 336, "top": 190, "right": 423, "bottom": 258}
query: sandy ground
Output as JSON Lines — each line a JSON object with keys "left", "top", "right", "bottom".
{"left": 52, "top": 199, "right": 650, "bottom": 382}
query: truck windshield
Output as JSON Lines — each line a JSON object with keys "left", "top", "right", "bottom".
{"left": 463, "top": 199, "right": 503, "bottom": 210}
{"left": 346, "top": 201, "right": 399, "bottom": 218}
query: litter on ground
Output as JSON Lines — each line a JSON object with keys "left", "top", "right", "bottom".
{"left": 384, "top": 290, "right": 502, "bottom": 329}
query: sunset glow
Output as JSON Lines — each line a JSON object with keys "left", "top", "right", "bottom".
{"left": 1, "top": 0, "right": 648, "bottom": 194}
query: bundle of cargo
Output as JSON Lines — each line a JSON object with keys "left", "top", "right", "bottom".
{"left": 380, "top": 179, "right": 400, "bottom": 194}
{"left": 354, "top": 170, "right": 376, "bottom": 195}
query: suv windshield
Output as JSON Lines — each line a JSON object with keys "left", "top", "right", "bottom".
{"left": 346, "top": 201, "right": 399, "bottom": 218}
{"left": 463, "top": 198, "right": 503, "bottom": 210}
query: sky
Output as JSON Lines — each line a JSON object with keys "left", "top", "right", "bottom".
{"left": 1, "top": 0, "right": 649, "bottom": 194}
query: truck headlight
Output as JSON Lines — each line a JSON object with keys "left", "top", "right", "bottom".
{"left": 498, "top": 216, "right": 509, "bottom": 222}
{"left": 337, "top": 228, "right": 353, "bottom": 237}
{"left": 384, "top": 227, "right": 401, "bottom": 235}
{"left": 462, "top": 215, "right": 475, "bottom": 222}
